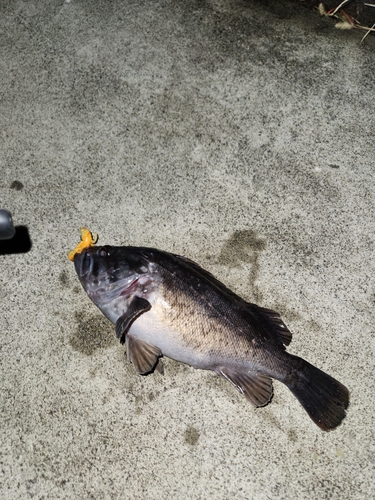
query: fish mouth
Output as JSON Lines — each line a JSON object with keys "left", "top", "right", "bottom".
{"left": 74, "top": 249, "right": 93, "bottom": 278}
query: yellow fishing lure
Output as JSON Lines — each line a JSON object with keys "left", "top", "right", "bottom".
{"left": 68, "top": 227, "right": 98, "bottom": 261}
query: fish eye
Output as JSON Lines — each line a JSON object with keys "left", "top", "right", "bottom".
{"left": 99, "top": 248, "right": 107, "bottom": 257}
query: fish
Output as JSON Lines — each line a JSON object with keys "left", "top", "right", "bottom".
{"left": 73, "top": 244, "right": 349, "bottom": 431}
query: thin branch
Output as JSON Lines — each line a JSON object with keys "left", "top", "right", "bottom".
{"left": 330, "top": 0, "right": 355, "bottom": 15}
{"left": 360, "top": 22, "right": 375, "bottom": 41}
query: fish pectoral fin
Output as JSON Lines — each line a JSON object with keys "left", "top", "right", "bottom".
{"left": 126, "top": 335, "right": 163, "bottom": 375}
{"left": 115, "top": 296, "right": 151, "bottom": 343}
{"left": 216, "top": 367, "right": 273, "bottom": 407}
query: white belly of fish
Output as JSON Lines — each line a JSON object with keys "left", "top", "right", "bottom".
{"left": 128, "top": 308, "right": 207, "bottom": 369}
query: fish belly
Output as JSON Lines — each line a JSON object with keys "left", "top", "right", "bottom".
{"left": 127, "top": 310, "right": 216, "bottom": 370}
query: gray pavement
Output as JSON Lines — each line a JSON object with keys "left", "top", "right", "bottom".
{"left": 1, "top": 0, "right": 375, "bottom": 498}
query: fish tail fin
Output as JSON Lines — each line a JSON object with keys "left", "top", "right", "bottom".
{"left": 284, "top": 356, "right": 349, "bottom": 431}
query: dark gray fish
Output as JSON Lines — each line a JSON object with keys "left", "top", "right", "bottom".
{"left": 74, "top": 245, "right": 349, "bottom": 431}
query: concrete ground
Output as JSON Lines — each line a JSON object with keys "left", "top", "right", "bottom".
{"left": 1, "top": 0, "right": 374, "bottom": 498}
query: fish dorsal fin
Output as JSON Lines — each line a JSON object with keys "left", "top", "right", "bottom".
{"left": 175, "top": 254, "right": 292, "bottom": 349}
{"left": 126, "top": 335, "right": 163, "bottom": 375}
{"left": 173, "top": 254, "right": 243, "bottom": 300}
{"left": 248, "top": 305, "right": 292, "bottom": 348}
{"left": 216, "top": 367, "right": 273, "bottom": 407}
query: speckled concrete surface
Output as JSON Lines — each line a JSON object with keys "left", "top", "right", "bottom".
{"left": 1, "top": 0, "right": 374, "bottom": 498}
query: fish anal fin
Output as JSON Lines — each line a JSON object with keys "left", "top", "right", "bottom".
{"left": 217, "top": 367, "right": 273, "bottom": 407}
{"left": 126, "top": 335, "right": 163, "bottom": 375}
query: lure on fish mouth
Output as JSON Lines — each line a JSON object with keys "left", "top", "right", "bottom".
{"left": 68, "top": 228, "right": 98, "bottom": 261}
{"left": 70, "top": 229, "right": 349, "bottom": 431}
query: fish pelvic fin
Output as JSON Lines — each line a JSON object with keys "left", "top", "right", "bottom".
{"left": 284, "top": 356, "right": 350, "bottom": 431}
{"left": 216, "top": 367, "right": 273, "bottom": 407}
{"left": 126, "top": 335, "right": 163, "bottom": 375}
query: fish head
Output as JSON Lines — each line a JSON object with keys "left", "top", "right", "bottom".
{"left": 74, "top": 246, "right": 154, "bottom": 319}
